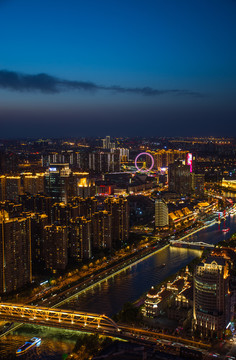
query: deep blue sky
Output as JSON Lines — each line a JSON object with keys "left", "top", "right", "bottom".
{"left": 0, "top": 0, "right": 236, "bottom": 138}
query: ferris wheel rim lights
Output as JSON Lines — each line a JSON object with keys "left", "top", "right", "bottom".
{"left": 134, "top": 152, "right": 154, "bottom": 172}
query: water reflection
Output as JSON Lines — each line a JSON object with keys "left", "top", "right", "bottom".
{"left": 63, "top": 246, "right": 202, "bottom": 316}
{"left": 63, "top": 214, "right": 236, "bottom": 317}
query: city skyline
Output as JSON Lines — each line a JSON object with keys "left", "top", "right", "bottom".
{"left": 1, "top": 0, "right": 236, "bottom": 137}
{"left": 0, "top": 132, "right": 236, "bottom": 357}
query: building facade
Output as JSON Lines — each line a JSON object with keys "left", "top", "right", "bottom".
{"left": 104, "top": 197, "right": 129, "bottom": 247}
{"left": 155, "top": 198, "right": 169, "bottom": 229}
{"left": 43, "top": 224, "right": 68, "bottom": 272}
{"left": 193, "top": 256, "right": 231, "bottom": 338}
{"left": 0, "top": 213, "right": 32, "bottom": 293}
{"left": 168, "top": 161, "right": 191, "bottom": 195}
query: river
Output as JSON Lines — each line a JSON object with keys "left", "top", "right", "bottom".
{"left": 0, "top": 212, "right": 236, "bottom": 359}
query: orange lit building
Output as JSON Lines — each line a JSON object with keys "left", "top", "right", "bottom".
{"left": 43, "top": 224, "right": 68, "bottom": 272}
{"left": 193, "top": 254, "right": 232, "bottom": 338}
{"left": 0, "top": 213, "right": 32, "bottom": 293}
{"left": 104, "top": 197, "right": 129, "bottom": 246}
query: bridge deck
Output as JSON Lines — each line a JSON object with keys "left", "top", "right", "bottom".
{"left": 0, "top": 303, "right": 118, "bottom": 331}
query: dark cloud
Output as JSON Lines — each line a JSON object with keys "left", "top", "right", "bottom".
{"left": 0, "top": 70, "right": 97, "bottom": 93}
{"left": 0, "top": 69, "right": 204, "bottom": 98}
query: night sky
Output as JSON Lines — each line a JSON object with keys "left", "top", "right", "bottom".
{"left": 0, "top": 0, "right": 236, "bottom": 138}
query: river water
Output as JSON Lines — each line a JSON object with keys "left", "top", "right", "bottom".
{"left": 0, "top": 210, "right": 236, "bottom": 359}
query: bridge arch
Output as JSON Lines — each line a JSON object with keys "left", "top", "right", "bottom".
{"left": 0, "top": 303, "right": 119, "bottom": 332}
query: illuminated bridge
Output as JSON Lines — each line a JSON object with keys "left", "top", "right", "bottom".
{"left": 170, "top": 240, "right": 214, "bottom": 249}
{"left": 0, "top": 303, "right": 212, "bottom": 351}
{"left": 0, "top": 303, "right": 119, "bottom": 333}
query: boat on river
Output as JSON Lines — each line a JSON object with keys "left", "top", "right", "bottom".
{"left": 16, "top": 337, "right": 41, "bottom": 356}
{"left": 157, "top": 263, "right": 166, "bottom": 269}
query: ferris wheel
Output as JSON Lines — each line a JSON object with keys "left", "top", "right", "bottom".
{"left": 134, "top": 152, "right": 154, "bottom": 173}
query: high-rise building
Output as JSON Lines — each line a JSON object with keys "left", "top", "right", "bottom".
{"left": 44, "top": 164, "right": 71, "bottom": 203}
{"left": 89, "top": 150, "right": 120, "bottom": 173}
{"left": 104, "top": 197, "right": 129, "bottom": 247}
{"left": 102, "top": 136, "right": 116, "bottom": 150}
{"left": 193, "top": 255, "right": 232, "bottom": 338}
{"left": 83, "top": 197, "right": 98, "bottom": 218}
{"left": 191, "top": 173, "right": 205, "bottom": 197}
{"left": 30, "top": 213, "right": 48, "bottom": 273}
{"left": 168, "top": 161, "right": 191, "bottom": 195}
{"left": 0, "top": 176, "right": 5, "bottom": 201}
{"left": 70, "top": 197, "right": 88, "bottom": 218}
{"left": 118, "top": 148, "right": 129, "bottom": 162}
{"left": 23, "top": 173, "right": 45, "bottom": 195}
{"left": 0, "top": 152, "right": 5, "bottom": 174}
{"left": 0, "top": 213, "right": 32, "bottom": 294}
{"left": 0, "top": 201, "right": 22, "bottom": 218}
{"left": 51, "top": 203, "right": 72, "bottom": 226}
{"left": 5, "top": 176, "right": 21, "bottom": 202}
{"left": 20, "top": 194, "right": 53, "bottom": 222}
{"left": 152, "top": 149, "right": 188, "bottom": 170}
{"left": 42, "top": 151, "right": 81, "bottom": 167}
{"left": 155, "top": 199, "right": 169, "bottom": 228}
{"left": 0, "top": 151, "right": 18, "bottom": 173}
{"left": 91, "top": 211, "right": 112, "bottom": 249}
{"left": 75, "top": 173, "right": 95, "bottom": 199}
{"left": 43, "top": 224, "right": 68, "bottom": 272}
{"left": 69, "top": 217, "right": 92, "bottom": 260}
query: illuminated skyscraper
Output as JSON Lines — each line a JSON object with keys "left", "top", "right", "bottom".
{"left": 168, "top": 161, "right": 191, "bottom": 195}
{"left": 104, "top": 197, "right": 129, "bottom": 247}
{"left": 30, "top": 213, "right": 48, "bottom": 273}
{"left": 44, "top": 164, "right": 71, "bottom": 203}
{"left": 43, "top": 224, "right": 68, "bottom": 272}
{"left": 193, "top": 255, "right": 231, "bottom": 338}
{"left": 155, "top": 199, "right": 169, "bottom": 228}
{"left": 102, "top": 135, "right": 115, "bottom": 150}
{"left": 5, "top": 176, "right": 21, "bottom": 201}
{"left": 51, "top": 202, "right": 74, "bottom": 226}
{"left": 191, "top": 173, "right": 205, "bottom": 197}
{"left": 91, "top": 211, "right": 112, "bottom": 249}
{"left": 0, "top": 213, "right": 32, "bottom": 294}
{"left": 152, "top": 149, "right": 188, "bottom": 170}
{"left": 89, "top": 150, "right": 120, "bottom": 173}
{"left": 69, "top": 217, "right": 91, "bottom": 260}
{"left": 20, "top": 194, "right": 53, "bottom": 222}
{"left": 23, "top": 173, "right": 45, "bottom": 194}
{"left": 118, "top": 148, "right": 129, "bottom": 162}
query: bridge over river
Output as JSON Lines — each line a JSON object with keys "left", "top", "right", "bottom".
{"left": 170, "top": 240, "right": 215, "bottom": 249}
{"left": 0, "top": 303, "right": 118, "bottom": 334}
{"left": 0, "top": 302, "right": 211, "bottom": 352}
